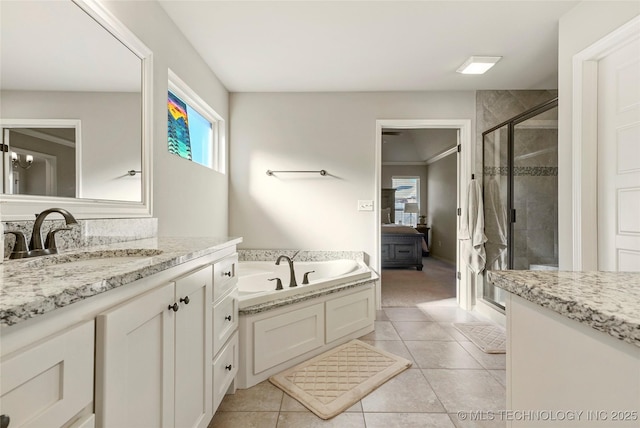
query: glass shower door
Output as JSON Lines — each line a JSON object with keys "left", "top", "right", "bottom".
{"left": 512, "top": 105, "right": 559, "bottom": 271}
{"left": 482, "top": 124, "right": 509, "bottom": 309}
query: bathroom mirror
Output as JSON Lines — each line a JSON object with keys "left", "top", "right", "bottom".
{"left": 0, "top": 0, "right": 152, "bottom": 220}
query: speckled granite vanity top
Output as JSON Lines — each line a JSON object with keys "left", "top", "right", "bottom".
{"left": 0, "top": 237, "right": 242, "bottom": 327}
{"left": 488, "top": 270, "right": 640, "bottom": 347}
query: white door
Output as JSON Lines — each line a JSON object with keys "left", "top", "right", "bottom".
{"left": 597, "top": 35, "right": 640, "bottom": 271}
{"left": 95, "top": 283, "right": 176, "bottom": 428}
{"left": 174, "top": 266, "right": 213, "bottom": 428}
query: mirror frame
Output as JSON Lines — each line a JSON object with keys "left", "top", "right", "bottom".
{"left": 0, "top": 0, "right": 153, "bottom": 220}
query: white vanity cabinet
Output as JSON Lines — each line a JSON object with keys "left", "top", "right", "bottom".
{"left": 0, "top": 321, "right": 95, "bottom": 428}
{"left": 212, "top": 254, "right": 239, "bottom": 412}
{"left": 95, "top": 265, "right": 213, "bottom": 428}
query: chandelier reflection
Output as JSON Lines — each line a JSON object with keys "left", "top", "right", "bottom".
{"left": 11, "top": 152, "right": 34, "bottom": 170}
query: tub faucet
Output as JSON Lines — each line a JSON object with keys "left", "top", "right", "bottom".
{"left": 5, "top": 208, "right": 78, "bottom": 259}
{"left": 276, "top": 255, "right": 298, "bottom": 287}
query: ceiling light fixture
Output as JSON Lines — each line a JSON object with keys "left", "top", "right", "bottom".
{"left": 456, "top": 56, "right": 502, "bottom": 74}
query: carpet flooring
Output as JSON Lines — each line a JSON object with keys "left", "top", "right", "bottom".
{"left": 381, "top": 257, "right": 456, "bottom": 307}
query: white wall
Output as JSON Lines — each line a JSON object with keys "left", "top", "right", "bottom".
{"left": 558, "top": 1, "right": 640, "bottom": 269}
{"left": 229, "top": 91, "right": 475, "bottom": 268}
{"left": 102, "top": 0, "right": 230, "bottom": 237}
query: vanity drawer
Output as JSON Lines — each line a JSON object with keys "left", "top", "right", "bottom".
{"left": 213, "top": 291, "right": 238, "bottom": 356}
{"left": 213, "top": 331, "right": 239, "bottom": 411}
{"left": 0, "top": 321, "right": 94, "bottom": 428}
{"left": 213, "top": 254, "right": 238, "bottom": 301}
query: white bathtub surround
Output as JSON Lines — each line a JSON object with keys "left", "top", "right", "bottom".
{"left": 238, "top": 259, "right": 374, "bottom": 311}
{"left": 2, "top": 217, "right": 158, "bottom": 259}
{"left": 236, "top": 249, "right": 377, "bottom": 389}
{"left": 488, "top": 270, "right": 640, "bottom": 346}
{"left": 0, "top": 236, "right": 240, "bottom": 326}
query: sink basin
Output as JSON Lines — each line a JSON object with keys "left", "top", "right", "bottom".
{"left": 20, "top": 249, "right": 164, "bottom": 269}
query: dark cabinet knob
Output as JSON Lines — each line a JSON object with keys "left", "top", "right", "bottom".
{"left": 1, "top": 414, "right": 10, "bottom": 428}
{"left": 225, "top": 315, "right": 232, "bottom": 321}
{"left": 225, "top": 364, "right": 232, "bottom": 371}
{"left": 223, "top": 271, "right": 232, "bottom": 277}
{"left": 180, "top": 296, "right": 190, "bottom": 305}
{"left": 168, "top": 303, "right": 179, "bottom": 312}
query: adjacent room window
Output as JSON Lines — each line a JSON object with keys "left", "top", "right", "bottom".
{"left": 392, "top": 176, "right": 420, "bottom": 226}
{"left": 167, "top": 70, "right": 225, "bottom": 172}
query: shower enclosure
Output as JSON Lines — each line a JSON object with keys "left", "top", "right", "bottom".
{"left": 481, "top": 98, "right": 559, "bottom": 310}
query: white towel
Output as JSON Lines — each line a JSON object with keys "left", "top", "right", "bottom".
{"left": 459, "top": 179, "right": 487, "bottom": 273}
{"left": 484, "top": 178, "right": 508, "bottom": 270}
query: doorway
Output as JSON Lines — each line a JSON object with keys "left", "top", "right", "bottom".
{"left": 374, "top": 119, "right": 473, "bottom": 310}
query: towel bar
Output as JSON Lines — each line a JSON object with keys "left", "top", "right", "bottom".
{"left": 266, "top": 169, "right": 327, "bottom": 176}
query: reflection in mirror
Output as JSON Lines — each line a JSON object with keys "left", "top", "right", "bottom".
{"left": 0, "top": 0, "right": 143, "bottom": 204}
{"left": 3, "top": 126, "right": 76, "bottom": 198}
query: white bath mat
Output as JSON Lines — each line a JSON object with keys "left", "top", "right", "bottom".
{"left": 269, "top": 339, "right": 412, "bottom": 420}
{"left": 453, "top": 322, "right": 506, "bottom": 354}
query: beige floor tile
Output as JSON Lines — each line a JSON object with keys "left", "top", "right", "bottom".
{"left": 359, "top": 320, "right": 401, "bottom": 340}
{"left": 208, "top": 411, "right": 278, "bottom": 428}
{"left": 384, "top": 307, "right": 434, "bottom": 321}
{"left": 217, "top": 380, "right": 283, "bottom": 412}
{"left": 361, "top": 368, "right": 445, "bottom": 413}
{"left": 417, "top": 305, "right": 481, "bottom": 323}
{"left": 277, "top": 412, "right": 366, "bottom": 427}
{"left": 364, "top": 412, "right": 456, "bottom": 428}
{"left": 280, "top": 394, "right": 362, "bottom": 413}
{"left": 405, "top": 340, "right": 483, "bottom": 369}
{"left": 459, "top": 341, "right": 506, "bottom": 370}
{"left": 488, "top": 370, "right": 506, "bottom": 387}
{"left": 376, "top": 309, "right": 390, "bottom": 321}
{"left": 359, "top": 339, "right": 417, "bottom": 365}
{"left": 439, "top": 322, "right": 472, "bottom": 341}
{"left": 422, "top": 369, "right": 506, "bottom": 413}
{"left": 392, "top": 321, "right": 455, "bottom": 341}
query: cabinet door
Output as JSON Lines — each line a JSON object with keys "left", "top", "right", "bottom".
{"left": 0, "top": 321, "right": 94, "bottom": 428}
{"left": 174, "top": 266, "right": 213, "bottom": 428}
{"left": 96, "top": 283, "right": 175, "bottom": 428}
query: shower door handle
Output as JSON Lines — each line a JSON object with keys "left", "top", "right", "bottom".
{"left": 511, "top": 209, "right": 517, "bottom": 223}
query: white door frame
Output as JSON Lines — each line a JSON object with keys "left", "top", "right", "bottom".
{"left": 375, "top": 119, "right": 473, "bottom": 310}
{"left": 571, "top": 15, "right": 640, "bottom": 270}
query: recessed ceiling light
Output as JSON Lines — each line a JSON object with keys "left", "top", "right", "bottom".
{"left": 456, "top": 56, "right": 502, "bottom": 74}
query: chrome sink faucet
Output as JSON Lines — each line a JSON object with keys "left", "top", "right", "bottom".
{"left": 276, "top": 254, "right": 298, "bottom": 287}
{"left": 4, "top": 208, "right": 78, "bottom": 259}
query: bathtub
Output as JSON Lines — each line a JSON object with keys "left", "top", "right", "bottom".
{"left": 237, "top": 259, "right": 373, "bottom": 308}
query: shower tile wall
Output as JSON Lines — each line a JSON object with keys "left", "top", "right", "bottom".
{"left": 513, "top": 120, "right": 558, "bottom": 269}
{"left": 477, "top": 90, "right": 558, "bottom": 272}
{"left": 475, "top": 90, "right": 557, "bottom": 174}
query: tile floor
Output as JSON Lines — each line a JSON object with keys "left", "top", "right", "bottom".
{"left": 210, "top": 259, "right": 507, "bottom": 427}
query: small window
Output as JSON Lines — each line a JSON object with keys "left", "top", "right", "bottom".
{"left": 167, "top": 70, "right": 224, "bottom": 172}
{"left": 392, "top": 176, "right": 420, "bottom": 226}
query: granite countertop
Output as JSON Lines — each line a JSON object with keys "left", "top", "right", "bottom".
{"left": 0, "top": 236, "right": 242, "bottom": 327}
{"left": 488, "top": 270, "right": 640, "bottom": 347}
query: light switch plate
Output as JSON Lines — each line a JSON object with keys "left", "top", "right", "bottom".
{"left": 357, "top": 200, "right": 374, "bottom": 211}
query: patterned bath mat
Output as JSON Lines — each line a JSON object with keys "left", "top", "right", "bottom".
{"left": 453, "top": 322, "right": 506, "bottom": 353}
{"left": 269, "top": 339, "right": 412, "bottom": 419}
